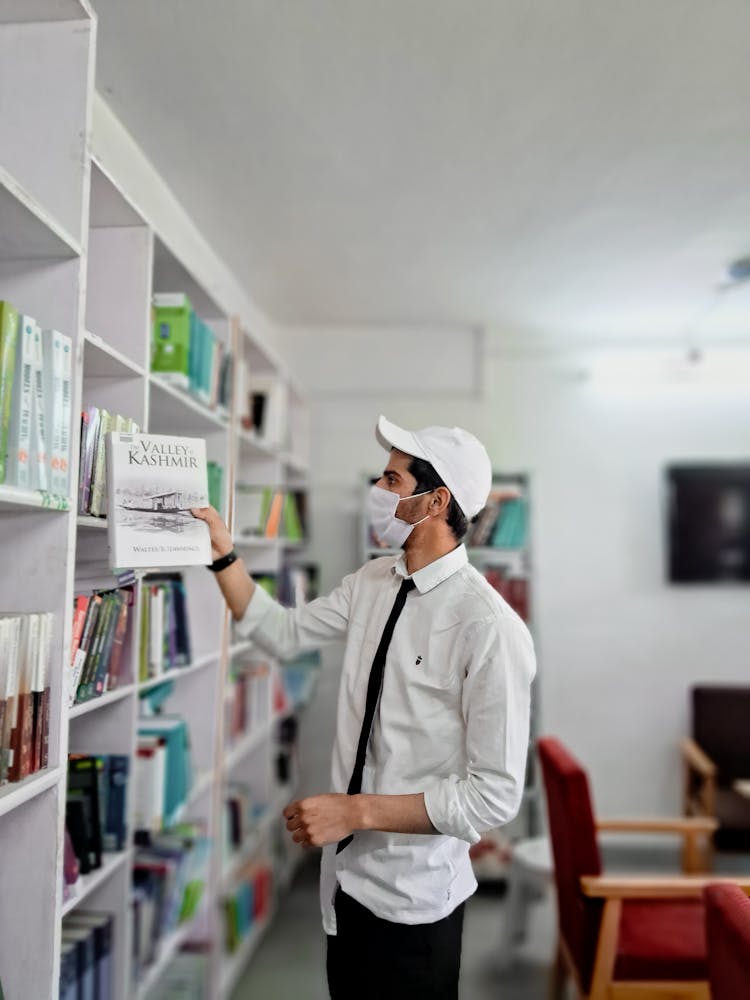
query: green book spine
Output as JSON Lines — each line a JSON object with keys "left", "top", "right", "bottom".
{"left": 0, "top": 302, "right": 20, "bottom": 484}
{"left": 152, "top": 301, "right": 191, "bottom": 382}
{"left": 282, "top": 493, "right": 303, "bottom": 541}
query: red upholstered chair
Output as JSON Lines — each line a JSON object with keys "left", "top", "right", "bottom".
{"left": 704, "top": 884, "right": 750, "bottom": 1000}
{"left": 538, "top": 736, "right": 728, "bottom": 1000}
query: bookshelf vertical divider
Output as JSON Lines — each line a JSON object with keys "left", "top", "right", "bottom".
{"left": 0, "top": 9, "right": 310, "bottom": 998}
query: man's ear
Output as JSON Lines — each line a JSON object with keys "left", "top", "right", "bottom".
{"left": 432, "top": 486, "right": 452, "bottom": 514}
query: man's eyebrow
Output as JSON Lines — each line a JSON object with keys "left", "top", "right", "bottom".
{"left": 383, "top": 468, "right": 402, "bottom": 479}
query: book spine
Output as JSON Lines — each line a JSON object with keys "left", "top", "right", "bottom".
{"left": 93, "top": 593, "right": 122, "bottom": 695}
{"left": 59, "top": 334, "right": 72, "bottom": 499}
{"left": 105, "top": 593, "right": 130, "bottom": 691}
{"left": 30, "top": 323, "right": 48, "bottom": 491}
{"left": 72, "top": 596, "right": 102, "bottom": 704}
{"left": 6, "top": 315, "right": 34, "bottom": 488}
{"left": 80, "top": 407, "right": 100, "bottom": 515}
{"left": 43, "top": 329, "right": 65, "bottom": 496}
{"left": 82, "top": 595, "right": 113, "bottom": 700}
{"left": 0, "top": 301, "right": 19, "bottom": 484}
{"left": 88, "top": 410, "right": 111, "bottom": 517}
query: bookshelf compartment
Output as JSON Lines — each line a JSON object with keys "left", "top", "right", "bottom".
{"left": 0, "top": 19, "right": 91, "bottom": 246}
{"left": 149, "top": 375, "right": 230, "bottom": 435}
{"left": 0, "top": 766, "right": 60, "bottom": 819}
{"left": 83, "top": 331, "right": 147, "bottom": 380}
{"left": 61, "top": 848, "right": 131, "bottom": 917}
{"left": 0, "top": 789, "right": 59, "bottom": 998}
{"left": 0, "top": 168, "right": 80, "bottom": 261}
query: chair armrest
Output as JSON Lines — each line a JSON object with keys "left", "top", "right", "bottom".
{"left": 596, "top": 817, "right": 718, "bottom": 835}
{"left": 580, "top": 875, "right": 750, "bottom": 899}
{"left": 681, "top": 738, "right": 717, "bottom": 778}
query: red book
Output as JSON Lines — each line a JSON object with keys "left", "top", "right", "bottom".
{"left": 105, "top": 595, "right": 130, "bottom": 691}
{"left": 70, "top": 595, "right": 89, "bottom": 664}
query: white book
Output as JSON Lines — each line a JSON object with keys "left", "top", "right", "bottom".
{"left": 29, "top": 323, "right": 48, "bottom": 491}
{"left": 149, "top": 586, "right": 164, "bottom": 677}
{"left": 106, "top": 431, "right": 212, "bottom": 570}
{"left": 134, "top": 740, "right": 166, "bottom": 833}
{"left": 6, "top": 316, "right": 36, "bottom": 488}
{"left": 42, "top": 329, "right": 65, "bottom": 495}
{"left": 58, "top": 334, "right": 72, "bottom": 499}
{"left": 152, "top": 293, "right": 189, "bottom": 309}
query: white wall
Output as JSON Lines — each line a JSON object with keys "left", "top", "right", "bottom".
{"left": 281, "top": 324, "right": 750, "bottom": 817}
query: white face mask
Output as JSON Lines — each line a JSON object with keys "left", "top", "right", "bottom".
{"left": 367, "top": 484, "right": 432, "bottom": 548}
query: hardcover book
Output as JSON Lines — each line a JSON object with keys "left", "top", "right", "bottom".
{"left": 106, "top": 432, "right": 212, "bottom": 570}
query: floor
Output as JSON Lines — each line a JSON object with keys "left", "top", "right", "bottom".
{"left": 231, "top": 853, "right": 556, "bottom": 1000}
{"left": 231, "top": 841, "right": 750, "bottom": 1000}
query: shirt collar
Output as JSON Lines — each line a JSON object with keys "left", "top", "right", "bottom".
{"left": 392, "top": 544, "right": 468, "bottom": 594}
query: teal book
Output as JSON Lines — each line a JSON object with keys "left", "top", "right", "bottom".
{"left": 0, "top": 301, "right": 19, "bottom": 484}
{"left": 188, "top": 309, "right": 201, "bottom": 396}
{"left": 138, "top": 717, "right": 192, "bottom": 827}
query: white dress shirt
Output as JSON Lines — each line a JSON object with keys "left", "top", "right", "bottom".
{"left": 236, "top": 543, "right": 536, "bottom": 934}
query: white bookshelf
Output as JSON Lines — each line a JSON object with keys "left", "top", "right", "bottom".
{"left": 0, "top": 7, "right": 311, "bottom": 999}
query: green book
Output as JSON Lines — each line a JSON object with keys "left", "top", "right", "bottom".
{"left": 282, "top": 492, "right": 303, "bottom": 541}
{"left": 0, "top": 301, "right": 19, "bottom": 484}
{"left": 152, "top": 294, "right": 192, "bottom": 389}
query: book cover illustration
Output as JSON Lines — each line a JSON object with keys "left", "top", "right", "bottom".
{"left": 107, "top": 432, "right": 212, "bottom": 570}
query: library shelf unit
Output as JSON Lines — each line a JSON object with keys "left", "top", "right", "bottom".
{"left": 0, "top": 5, "right": 312, "bottom": 999}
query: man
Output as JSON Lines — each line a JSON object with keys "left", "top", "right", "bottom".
{"left": 194, "top": 415, "right": 535, "bottom": 1000}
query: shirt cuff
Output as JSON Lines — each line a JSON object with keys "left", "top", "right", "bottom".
{"left": 233, "top": 582, "right": 277, "bottom": 639}
{"left": 423, "top": 777, "right": 481, "bottom": 845}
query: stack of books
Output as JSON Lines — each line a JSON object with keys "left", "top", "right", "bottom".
{"left": 69, "top": 587, "right": 133, "bottom": 705}
{"left": 78, "top": 407, "right": 140, "bottom": 518}
{"left": 0, "top": 301, "right": 73, "bottom": 497}
{"left": 0, "top": 612, "right": 53, "bottom": 784}
{"left": 135, "top": 716, "right": 193, "bottom": 833}
{"left": 139, "top": 573, "right": 192, "bottom": 681}
{"left": 151, "top": 294, "right": 232, "bottom": 415}
{"left": 64, "top": 754, "right": 130, "bottom": 885}
{"left": 234, "top": 486, "right": 306, "bottom": 541}
{"left": 60, "top": 913, "right": 114, "bottom": 1000}
{"left": 222, "top": 862, "right": 273, "bottom": 952}
{"left": 132, "top": 824, "right": 211, "bottom": 981}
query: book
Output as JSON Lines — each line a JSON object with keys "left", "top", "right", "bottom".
{"left": 29, "top": 322, "right": 47, "bottom": 491}
{"left": 88, "top": 409, "right": 113, "bottom": 517}
{"left": 5, "top": 314, "right": 35, "bottom": 488}
{"left": 152, "top": 294, "right": 192, "bottom": 389}
{"left": 138, "top": 717, "right": 192, "bottom": 828}
{"left": 63, "top": 913, "right": 113, "bottom": 1000}
{"left": 101, "top": 755, "right": 130, "bottom": 851}
{"left": 60, "top": 926, "right": 95, "bottom": 1000}
{"left": 0, "top": 301, "right": 19, "bottom": 485}
{"left": 59, "top": 333, "right": 73, "bottom": 498}
{"left": 68, "top": 755, "right": 104, "bottom": 871}
{"left": 42, "top": 329, "right": 65, "bottom": 496}
{"left": 106, "top": 432, "right": 211, "bottom": 569}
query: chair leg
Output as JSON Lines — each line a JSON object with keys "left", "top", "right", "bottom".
{"left": 549, "top": 940, "right": 567, "bottom": 1000}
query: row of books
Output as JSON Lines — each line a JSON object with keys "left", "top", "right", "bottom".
{"left": 135, "top": 716, "right": 193, "bottom": 833}
{"left": 222, "top": 862, "right": 273, "bottom": 953}
{"left": 151, "top": 294, "right": 232, "bottom": 414}
{"left": 226, "top": 662, "right": 272, "bottom": 743}
{"left": 60, "top": 912, "right": 114, "bottom": 1000}
{"left": 139, "top": 574, "right": 192, "bottom": 681}
{"left": 235, "top": 486, "right": 307, "bottom": 540}
{"left": 483, "top": 568, "right": 530, "bottom": 623}
{"left": 78, "top": 406, "right": 139, "bottom": 517}
{"left": 132, "top": 824, "right": 211, "bottom": 981}
{"left": 0, "top": 301, "right": 72, "bottom": 495}
{"left": 251, "top": 563, "right": 318, "bottom": 608}
{"left": 0, "top": 612, "right": 52, "bottom": 784}
{"left": 466, "top": 490, "right": 528, "bottom": 549}
{"left": 69, "top": 588, "right": 133, "bottom": 705}
{"left": 64, "top": 754, "right": 130, "bottom": 887}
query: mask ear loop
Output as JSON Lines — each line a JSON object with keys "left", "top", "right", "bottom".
{"left": 396, "top": 488, "right": 435, "bottom": 527}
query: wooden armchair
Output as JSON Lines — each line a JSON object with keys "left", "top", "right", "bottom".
{"left": 538, "top": 737, "right": 750, "bottom": 1000}
{"left": 682, "top": 685, "right": 750, "bottom": 853}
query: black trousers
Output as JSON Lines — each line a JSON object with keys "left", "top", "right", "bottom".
{"left": 326, "top": 889, "right": 465, "bottom": 1000}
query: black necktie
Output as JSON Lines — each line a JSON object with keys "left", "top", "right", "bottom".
{"left": 336, "top": 577, "right": 416, "bottom": 853}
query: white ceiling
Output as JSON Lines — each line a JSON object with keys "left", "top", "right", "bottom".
{"left": 92, "top": 0, "right": 750, "bottom": 343}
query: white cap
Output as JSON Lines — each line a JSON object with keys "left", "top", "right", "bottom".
{"left": 376, "top": 415, "right": 492, "bottom": 519}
